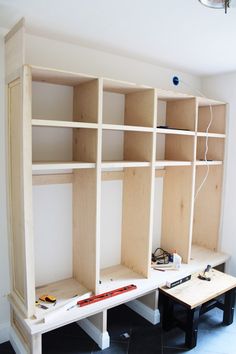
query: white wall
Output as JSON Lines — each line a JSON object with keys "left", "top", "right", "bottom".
{"left": 0, "top": 31, "right": 10, "bottom": 343}
{"left": 0, "top": 31, "right": 203, "bottom": 342}
{"left": 202, "top": 73, "right": 236, "bottom": 276}
{"left": 26, "top": 34, "right": 201, "bottom": 93}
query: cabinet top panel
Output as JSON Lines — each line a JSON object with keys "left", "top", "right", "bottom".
{"left": 30, "top": 65, "right": 97, "bottom": 86}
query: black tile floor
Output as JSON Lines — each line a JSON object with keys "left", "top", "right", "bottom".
{"left": 1, "top": 303, "right": 236, "bottom": 354}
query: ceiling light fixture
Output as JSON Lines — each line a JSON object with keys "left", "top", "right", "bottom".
{"left": 199, "top": 0, "right": 231, "bottom": 13}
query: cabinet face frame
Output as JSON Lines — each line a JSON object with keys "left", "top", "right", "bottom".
{"left": 7, "top": 66, "right": 35, "bottom": 317}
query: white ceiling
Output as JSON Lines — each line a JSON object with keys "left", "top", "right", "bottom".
{"left": 0, "top": 0, "right": 236, "bottom": 76}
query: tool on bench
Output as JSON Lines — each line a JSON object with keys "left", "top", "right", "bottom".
{"left": 198, "top": 264, "right": 212, "bottom": 281}
{"left": 67, "top": 284, "right": 137, "bottom": 311}
{"left": 39, "top": 294, "right": 57, "bottom": 303}
{"left": 35, "top": 301, "right": 48, "bottom": 310}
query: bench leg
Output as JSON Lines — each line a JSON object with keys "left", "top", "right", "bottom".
{"left": 162, "top": 295, "right": 174, "bottom": 331}
{"left": 223, "top": 289, "right": 235, "bottom": 325}
{"left": 185, "top": 306, "right": 201, "bottom": 349}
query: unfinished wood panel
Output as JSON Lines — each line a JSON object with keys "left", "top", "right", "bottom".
{"left": 198, "top": 105, "right": 226, "bottom": 134}
{"left": 121, "top": 168, "right": 152, "bottom": 277}
{"left": 166, "top": 98, "right": 196, "bottom": 131}
{"left": 103, "top": 78, "right": 151, "bottom": 94}
{"left": 159, "top": 270, "right": 236, "bottom": 309}
{"left": 8, "top": 70, "right": 35, "bottom": 318}
{"left": 73, "top": 169, "right": 98, "bottom": 292}
{"left": 32, "top": 65, "right": 95, "bottom": 86}
{"left": 125, "top": 89, "right": 155, "bottom": 127}
{"left": 165, "top": 135, "right": 195, "bottom": 161}
{"left": 197, "top": 137, "right": 225, "bottom": 161}
{"left": 124, "top": 132, "right": 153, "bottom": 161}
{"left": 32, "top": 174, "right": 73, "bottom": 185}
{"left": 35, "top": 278, "right": 89, "bottom": 301}
{"left": 8, "top": 79, "right": 25, "bottom": 301}
{"left": 22, "top": 66, "right": 35, "bottom": 317}
{"left": 73, "top": 129, "right": 97, "bottom": 162}
{"left": 102, "top": 171, "right": 124, "bottom": 181}
{"left": 193, "top": 165, "right": 223, "bottom": 251}
{"left": 161, "top": 166, "right": 194, "bottom": 263}
{"left": 73, "top": 79, "right": 99, "bottom": 123}
{"left": 5, "top": 18, "right": 25, "bottom": 80}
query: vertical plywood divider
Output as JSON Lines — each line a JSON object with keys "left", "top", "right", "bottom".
{"left": 124, "top": 131, "right": 153, "bottom": 161}
{"left": 121, "top": 168, "right": 153, "bottom": 277}
{"left": 161, "top": 166, "right": 194, "bottom": 263}
{"left": 73, "top": 79, "right": 99, "bottom": 162}
{"left": 73, "top": 169, "right": 98, "bottom": 292}
{"left": 165, "top": 135, "right": 194, "bottom": 161}
{"left": 165, "top": 98, "right": 196, "bottom": 162}
{"left": 193, "top": 165, "right": 223, "bottom": 250}
{"left": 160, "top": 98, "right": 197, "bottom": 263}
{"left": 8, "top": 66, "right": 35, "bottom": 317}
{"left": 121, "top": 89, "right": 156, "bottom": 277}
{"left": 125, "top": 90, "right": 155, "bottom": 127}
{"left": 73, "top": 79, "right": 99, "bottom": 123}
{"left": 166, "top": 98, "right": 196, "bottom": 131}
{"left": 73, "top": 78, "right": 102, "bottom": 293}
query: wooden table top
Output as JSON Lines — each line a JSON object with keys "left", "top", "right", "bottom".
{"left": 159, "top": 270, "right": 236, "bottom": 309}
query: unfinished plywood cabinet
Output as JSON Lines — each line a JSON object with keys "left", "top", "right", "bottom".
{"left": 6, "top": 20, "right": 228, "bottom": 354}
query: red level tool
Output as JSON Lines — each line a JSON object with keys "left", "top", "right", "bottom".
{"left": 77, "top": 284, "right": 137, "bottom": 307}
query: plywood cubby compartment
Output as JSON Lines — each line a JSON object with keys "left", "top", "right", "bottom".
{"left": 31, "top": 66, "right": 100, "bottom": 171}
{"left": 196, "top": 137, "right": 225, "bottom": 163}
{"left": 103, "top": 79, "right": 155, "bottom": 128}
{"left": 102, "top": 130, "right": 153, "bottom": 168}
{"left": 32, "top": 169, "right": 99, "bottom": 313}
{"left": 156, "top": 97, "right": 196, "bottom": 167}
{"left": 197, "top": 104, "right": 226, "bottom": 135}
{"left": 192, "top": 165, "right": 223, "bottom": 252}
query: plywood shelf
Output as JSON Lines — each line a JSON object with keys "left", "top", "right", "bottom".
{"left": 155, "top": 160, "right": 192, "bottom": 167}
{"left": 31, "top": 65, "right": 96, "bottom": 86}
{"left": 195, "top": 160, "right": 223, "bottom": 166}
{"left": 102, "top": 124, "right": 153, "bottom": 132}
{"left": 32, "top": 161, "right": 96, "bottom": 171}
{"left": 197, "top": 132, "right": 226, "bottom": 139}
{"left": 156, "top": 128, "right": 195, "bottom": 136}
{"left": 103, "top": 77, "right": 151, "bottom": 94}
{"left": 99, "top": 264, "right": 143, "bottom": 292}
{"left": 32, "top": 119, "right": 98, "bottom": 129}
{"left": 101, "top": 161, "right": 150, "bottom": 169}
{"left": 197, "top": 96, "right": 225, "bottom": 107}
{"left": 35, "top": 278, "right": 91, "bottom": 320}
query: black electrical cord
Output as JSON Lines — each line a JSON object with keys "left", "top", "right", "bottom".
{"left": 151, "top": 247, "right": 171, "bottom": 264}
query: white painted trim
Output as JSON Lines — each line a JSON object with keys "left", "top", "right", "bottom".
{"left": 0, "top": 322, "right": 10, "bottom": 344}
{"left": 77, "top": 318, "right": 110, "bottom": 350}
{"left": 126, "top": 299, "right": 160, "bottom": 325}
{"left": 9, "top": 326, "right": 28, "bottom": 354}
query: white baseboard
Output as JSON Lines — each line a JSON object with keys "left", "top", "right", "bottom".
{"left": 9, "top": 327, "right": 28, "bottom": 354}
{"left": 126, "top": 299, "right": 160, "bottom": 325}
{"left": 77, "top": 318, "right": 110, "bottom": 350}
{"left": 0, "top": 322, "right": 10, "bottom": 344}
